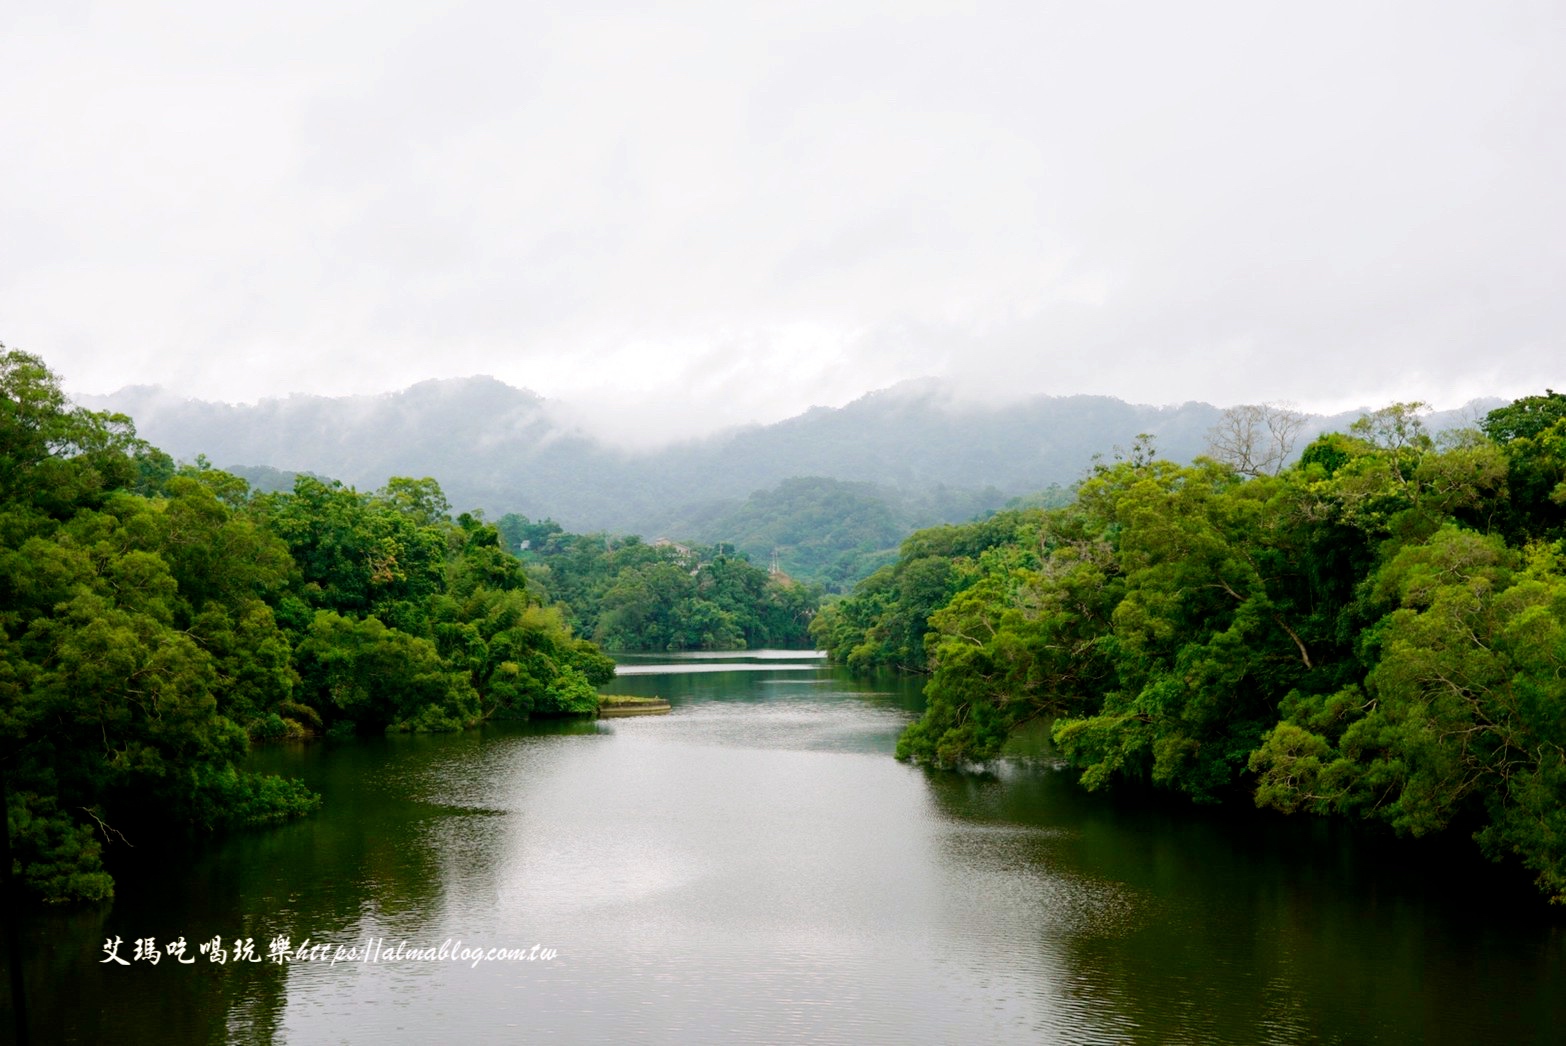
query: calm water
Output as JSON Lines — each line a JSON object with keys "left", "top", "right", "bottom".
{"left": 6, "top": 651, "right": 1564, "bottom": 1044}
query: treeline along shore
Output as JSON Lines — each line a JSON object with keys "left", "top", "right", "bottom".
{"left": 1, "top": 347, "right": 622, "bottom": 903}
{"left": 8, "top": 338, "right": 1565, "bottom": 908}
{"left": 815, "top": 395, "right": 1566, "bottom": 904}
{"left": 1, "top": 346, "right": 826, "bottom": 905}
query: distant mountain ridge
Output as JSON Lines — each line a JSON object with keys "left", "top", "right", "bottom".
{"left": 80, "top": 378, "right": 1500, "bottom": 534}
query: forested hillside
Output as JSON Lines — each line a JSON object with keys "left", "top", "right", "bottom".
{"left": 642, "top": 476, "right": 1035, "bottom": 592}
{"left": 496, "top": 516, "right": 819, "bottom": 650}
{"left": 84, "top": 378, "right": 1493, "bottom": 536}
{"left": 0, "top": 349, "right": 613, "bottom": 903}
{"left": 818, "top": 396, "right": 1566, "bottom": 903}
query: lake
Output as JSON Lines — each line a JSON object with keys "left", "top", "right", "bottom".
{"left": 7, "top": 651, "right": 1563, "bottom": 1043}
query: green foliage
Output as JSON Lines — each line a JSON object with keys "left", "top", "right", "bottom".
{"left": 257, "top": 475, "right": 449, "bottom": 619}
{"left": 1, "top": 349, "right": 615, "bottom": 903}
{"left": 649, "top": 476, "right": 1011, "bottom": 593}
{"left": 89, "top": 377, "right": 1280, "bottom": 539}
{"left": 538, "top": 664, "right": 601, "bottom": 716}
{"left": 294, "top": 611, "right": 480, "bottom": 732}
{"left": 430, "top": 588, "right": 611, "bottom": 719}
{"left": 503, "top": 521, "right": 822, "bottom": 651}
{"left": 5, "top": 793, "right": 116, "bottom": 903}
{"left": 1480, "top": 396, "right": 1566, "bottom": 538}
{"left": 1, "top": 345, "right": 155, "bottom": 515}
{"left": 0, "top": 350, "right": 322, "bottom": 902}
{"left": 832, "top": 391, "right": 1566, "bottom": 901}
{"left": 184, "top": 763, "right": 323, "bottom": 830}
{"left": 1250, "top": 528, "right": 1566, "bottom": 900}
{"left": 1481, "top": 390, "right": 1566, "bottom": 444}
{"left": 263, "top": 483, "right": 608, "bottom": 728}
{"left": 811, "top": 508, "right": 1045, "bottom": 674}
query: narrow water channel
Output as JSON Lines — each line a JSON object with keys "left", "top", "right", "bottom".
{"left": 8, "top": 651, "right": 1563, "bottom": 1043}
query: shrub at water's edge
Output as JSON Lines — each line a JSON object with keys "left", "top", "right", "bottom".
{"left": 497, "top": 517, "right": 822, "bottom": 652}
{"left": 827, "top": 397, "right": 1566, "bottom": 903}
{"left": 0, "top": 346, "right": 615, "bottom": 902}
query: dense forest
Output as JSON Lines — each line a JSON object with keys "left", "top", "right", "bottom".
{"left": 14, "top": 339, "right": 1561, "bottom": 908}
{"left": 817, "top": 396, "right": 1566, "bottom": 903}
{"left": 646, "top": 475, "right": 1028, "bottom": 592}
{"left": 0, "top": 349, "right": 613, "bottom": 903}
{"left": 496, "top": 516, "right": 819, "bottom": 650}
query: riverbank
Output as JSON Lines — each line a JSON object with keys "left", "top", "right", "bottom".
{"left": 598, "top": 694, "right": 671, "bottom": 717}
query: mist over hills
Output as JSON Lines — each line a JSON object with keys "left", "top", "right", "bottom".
{"left": 82, "top": 378, "right": 1498, "bottom": 542}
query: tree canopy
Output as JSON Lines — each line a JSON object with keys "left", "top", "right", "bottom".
{"left": 1, "top": 348, "right": 612, "bottom": 903}
{"left": 823, "top": 396, "right": 1566, "bottom": 903}
{"left": 496, "top": 519, "right": 820, "bottom": 651}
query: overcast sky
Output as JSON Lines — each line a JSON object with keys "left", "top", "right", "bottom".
{"left": 2, "top": 1, "right": 1560, "bottom": 444}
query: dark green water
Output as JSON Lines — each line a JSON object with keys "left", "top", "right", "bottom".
{"left": 6, "top": 651, "right": 1564, "bottom": 1043}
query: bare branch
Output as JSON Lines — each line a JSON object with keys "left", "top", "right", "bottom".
{"left": 1206, "top": 403, "right": 1310, "bottom": 476}
{"left": 80, "top": 806, "right": 134, "bottom": 848}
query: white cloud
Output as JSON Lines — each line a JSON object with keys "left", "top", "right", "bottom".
{"left": 2, "top": 0, "right": 1561, "bottom": 443}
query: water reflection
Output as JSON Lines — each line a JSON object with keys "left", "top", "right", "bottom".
{"left": 922, "top": 763, "right": 1566, "bottom": 1044}
{"left": 6, "top": 653, "right": 1563, "bottom": 1044}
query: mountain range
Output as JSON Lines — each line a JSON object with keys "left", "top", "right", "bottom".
{"left": 81, "top": 377, "right": 1499, "bottom": 541}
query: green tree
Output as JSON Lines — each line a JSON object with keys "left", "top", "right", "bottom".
{"left": 0, "top": 352, "right": 319, "bottom": 901}
{"left": 1250, "top": 527, "right": 1566, "bottom": 900}
{"left": 294, "top": 611, "right": 480, "bottom": 733}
